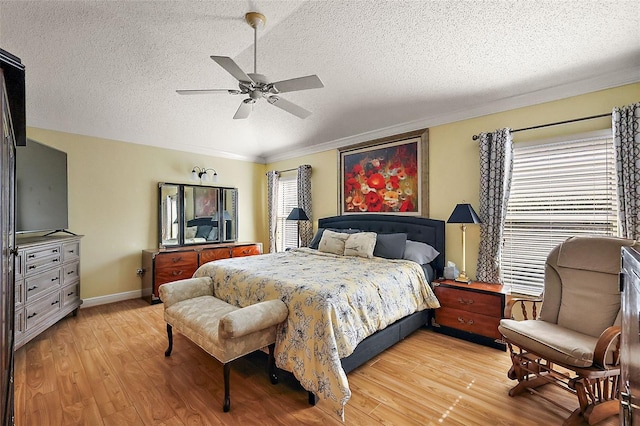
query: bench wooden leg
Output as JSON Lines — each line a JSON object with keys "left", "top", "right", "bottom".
{"left": 223, "top": 363, "right": 231, "bottom": 412}
{"left": 165, "top": 324, "right": 173, "bottom": 357}
{"left": 268, "top": 343, "right": 278, "bottom": 384}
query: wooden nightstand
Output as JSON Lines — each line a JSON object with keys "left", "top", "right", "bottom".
{"left": 431, "top": 279, "right": 510, "bottom": 350}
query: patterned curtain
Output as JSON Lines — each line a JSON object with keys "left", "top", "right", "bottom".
{"left": 613, "top": 102, "right": 640, "bottom": 239}
{"left": 476, "top": 129, "right": 514, "bottom": 283}
{"left": 297, "top": 165, "right": 313, "bottom": 247}
{"left": 266, "top": 170, "right": 279, "bottom": 253}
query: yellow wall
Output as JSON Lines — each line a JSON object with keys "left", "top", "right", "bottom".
{"left": 24, "top": 83, "right": 639, "bottom": 302}
{"left": 24, "top": 128, "right": 266, "bottom": 300}
{"left": 269, "top": 83, "right": 640, "bottom": 280}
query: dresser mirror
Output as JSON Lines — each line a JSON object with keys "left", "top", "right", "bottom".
{"left": 158, "top": 183, "right": 238, "bottom": 247}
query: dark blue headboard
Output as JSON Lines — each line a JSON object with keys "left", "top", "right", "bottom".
{"left": 318, "top": 214, "right": 445, "bottom": 278}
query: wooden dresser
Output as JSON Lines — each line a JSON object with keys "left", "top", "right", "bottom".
{"left": 141, "top": 242, "right": 262, "bottom": 304}
{"left": 432, "top": 279, "right": 510, "bottom": 350}
{"left": 14, "top": 234, "right": 83, "bottom": 349}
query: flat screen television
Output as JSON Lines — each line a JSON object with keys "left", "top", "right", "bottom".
{"left": 15, "top": 139, "right": 69, "bottom": 233}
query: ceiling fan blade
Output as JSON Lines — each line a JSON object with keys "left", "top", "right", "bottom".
{"left": 267, "top": 96, "right": 312, "bottom": 119}
{"left": 270, "top": 75, "right": 324, "bottom": 93}
{"left": 233, "top": 99, "right": 254, "bottom": 120}
{"left": 211, "top": 56, "right": 253, "bottom": 83}
{"left": 176, "top": 89, "right": 241, "bottom": 95}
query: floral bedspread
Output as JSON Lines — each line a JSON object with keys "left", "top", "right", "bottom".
{"left": 193, "top": 248, "right": 440, "bottom": 419}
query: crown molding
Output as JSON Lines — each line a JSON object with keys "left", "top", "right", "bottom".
{"left": 263, "top": 66, "right": 639, "bottom": 164}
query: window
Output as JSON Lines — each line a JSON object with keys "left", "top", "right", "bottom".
{"left": 501, "top": 130, "right": 618, "bottom": 296}
{"left": 275, "top": 176, "right": 298, "bottom": 252}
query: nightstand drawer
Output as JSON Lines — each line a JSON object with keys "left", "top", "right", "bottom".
{"left": 435, "top": 307, "right": 502, "bottom": 339}
{"left": 434, "top": 286, "right": 502, "bottom": 317}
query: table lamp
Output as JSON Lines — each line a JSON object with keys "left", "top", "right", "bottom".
{"left": 447, "top": 203, "right": 482, "bottom": 283}
{"left": 286, "top": 207, "right": 309, "bottom": 248}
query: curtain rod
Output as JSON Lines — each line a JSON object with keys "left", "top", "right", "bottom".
{"left": 471, "top": 112, "right": 611, "bottom": 140}
{"left": 265, "top": 167, "right": 296, "bottom": 176}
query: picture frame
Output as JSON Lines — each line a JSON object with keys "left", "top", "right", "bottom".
{"left": 339, "top": 128, "right": 428, "bottom": 216}
{"left": 194, "top": 187, "right": 219, "bottom": 218}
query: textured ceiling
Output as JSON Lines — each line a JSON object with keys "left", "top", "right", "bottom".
{"left": 1, "top": 1, "right": 639, "bottom": 163}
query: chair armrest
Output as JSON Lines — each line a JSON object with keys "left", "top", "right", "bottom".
{"left": 158, "top": 277, "right": 214, "bottom": 308}
{"left": 504, "top": 297, "right": 543, "bottom": 320}
{"left": 593, "top": 325, "right": 621, "bottom": 369}
{"left": 219, "top": 300, "right": 288, "bottom": 339}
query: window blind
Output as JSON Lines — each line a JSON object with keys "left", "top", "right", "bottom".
{"left": 502, "top": 134, "right": 618, "bottom": 296}
{"left": 276, "top": 176, "right": 299, "bottom": 252}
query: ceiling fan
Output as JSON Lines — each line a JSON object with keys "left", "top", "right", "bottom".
{"left": 177, "top": 12, "right": 324, "bottom": 120}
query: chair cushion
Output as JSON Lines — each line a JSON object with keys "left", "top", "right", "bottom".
{"left": 499, "top": 319, "right": 599, "bottom": 368}
{"left": 164, "top": 295, "right": 278, "bottom": 363}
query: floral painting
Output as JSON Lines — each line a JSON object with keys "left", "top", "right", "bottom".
{"left": 340, "top": 137, "right": 421, "bottom": 214}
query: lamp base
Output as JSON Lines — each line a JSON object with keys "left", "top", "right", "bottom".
{"left": 454, "top": 272, "right": 471, "bottom": 284}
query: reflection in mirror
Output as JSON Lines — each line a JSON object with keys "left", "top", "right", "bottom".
{"left": 184, "top": 186, "right": 220, "bottom": 245}
{"left": 160, "top": 184, "right": 179, "bottom": 246}
{"left": 158, "top": 183, "right": 238, "bottom": 247}
{"left": 223, "top": 188, "right": 237, "bottom": 241}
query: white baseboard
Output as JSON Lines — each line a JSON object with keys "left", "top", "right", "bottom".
{"left": 81, "top": 290, "right": 143, "bottom": 308}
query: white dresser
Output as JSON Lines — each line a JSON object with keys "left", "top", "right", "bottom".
{"left": 14, "top": 234, "right": 82, "bottom": 349}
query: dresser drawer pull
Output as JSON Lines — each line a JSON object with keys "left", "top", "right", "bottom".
{"left": 68, "top": 250, "right": 75, "bottom": 254}
{"left": 458, "top": 297, "right": 474, "bottom": 305}
{"left": 171, "top": 270, "right": 184, "bottom": 276}
{"left": 52, "top": 259, "right": 59, "bottom": 262}
{"left": 52, "top": 249, "right": 59, "bottom": 253}
{"left": 67, "top": 291, "right": 75, "bottom": 297}
{"left": 27, "top": 286, "right": 38, "bottom": 292}
{"left": 27, "top": 312, "right": 38, "bottom": 319}
{"left": 67, "top": 271, "right": 75, "bottom": 275}
{"left": 172, "top": 257, "right": 183, "bottom": 263}
{"left": 28, "top": 265, "right": 36, "bottom": 270}
{"left": 457, "top": 317, "right": 474, "bottom": 325}
{"left": 51, "top": 300, "right": 60, "bottom": 306}
{"left": 51, "top": 277, "right": 59, "bottom": 282}
{"left": 28, "top": 254, "right": 36, "bottom": 259}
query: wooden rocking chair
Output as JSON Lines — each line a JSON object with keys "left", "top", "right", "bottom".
{"left": 499, "top": 236, "right": 639, "bottom": 425}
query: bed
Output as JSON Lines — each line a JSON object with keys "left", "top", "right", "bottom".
{"left": 192, "top": 214, "right": 445, "bottom": 418}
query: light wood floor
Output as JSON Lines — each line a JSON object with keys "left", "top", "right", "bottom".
{"left": 14, "top": 298, "right": 619, "bottom": 425}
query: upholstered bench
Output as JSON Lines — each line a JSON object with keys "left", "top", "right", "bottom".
{"left": 159, "top": 276, "right": 288, "bottom": 412}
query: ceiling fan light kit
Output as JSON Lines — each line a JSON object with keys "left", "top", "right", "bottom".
{"left": 177, "top": 11, "right": 323, "bottom": 120}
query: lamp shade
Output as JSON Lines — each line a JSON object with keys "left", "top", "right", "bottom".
{"left": 286, "top": 207, "right": 309, "bottom": 221}
{"left": 447, "top": 203, "right": 482, "bottom": 224}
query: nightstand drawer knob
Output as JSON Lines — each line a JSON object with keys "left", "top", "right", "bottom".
{"left": 458, "top": 297, "right": 474, "bottom": 305}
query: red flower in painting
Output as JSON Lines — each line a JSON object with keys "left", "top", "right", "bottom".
{"left": 400, "top": 199, "right": 414, "bottom": 212}
{"left": 389, "top": 175, "right": 400, "bottom": 189}
{"left": 367, "top": 173, "right": 386, "bottom": 190}
{"left": 345, "top": 177, "right": 359, "bottom": 193}
{"left": 352, "top": 164, "right": 363, "bottom": 174}
{"left": 365, "top": 191, "right": 379, "bottom": 205}
{"left": 365, "top": 191, "right": 383, "bottom": 212}
{"left": 405, "top": 164, "right": 417, "bottom": 176}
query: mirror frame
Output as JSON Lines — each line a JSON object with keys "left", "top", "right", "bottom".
{"left": 157, "top": 182, "right": 238, "bottom": 248}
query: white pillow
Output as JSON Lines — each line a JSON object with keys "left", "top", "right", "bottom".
{"left": 318, "top": 230, "right": 350, "bottom": 255}
{"left": 185, "top": 226, "right": 198, "bottom": 239}
{"left": 344, "top": 232, "right": 377, "bottom": 258}
{"left": 403, "top": 240, "right": 440, "bottom": 264}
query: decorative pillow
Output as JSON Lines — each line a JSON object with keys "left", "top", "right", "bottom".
{"left": 373, "top": 233, "right": 408, "bottom": 259}
{"left": 344, "top": 232, "right": 377, "bottom": 258}
{"left": 195, "top": 225, "right": 213, "bottom": 239}
{"left": 318, "top": 230, "right": 350, "bottom": 255}
{"left": 309, "top": 227, "right": 361, "bottom": 249}
{"left": 403, "top": 240, "right": 440, "bottom": 264}
{"left": 207, "top": 227, "right": 219, "bottom": 241}
{"left": 185, "top": 226, "right": 198, "bottom": 239}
